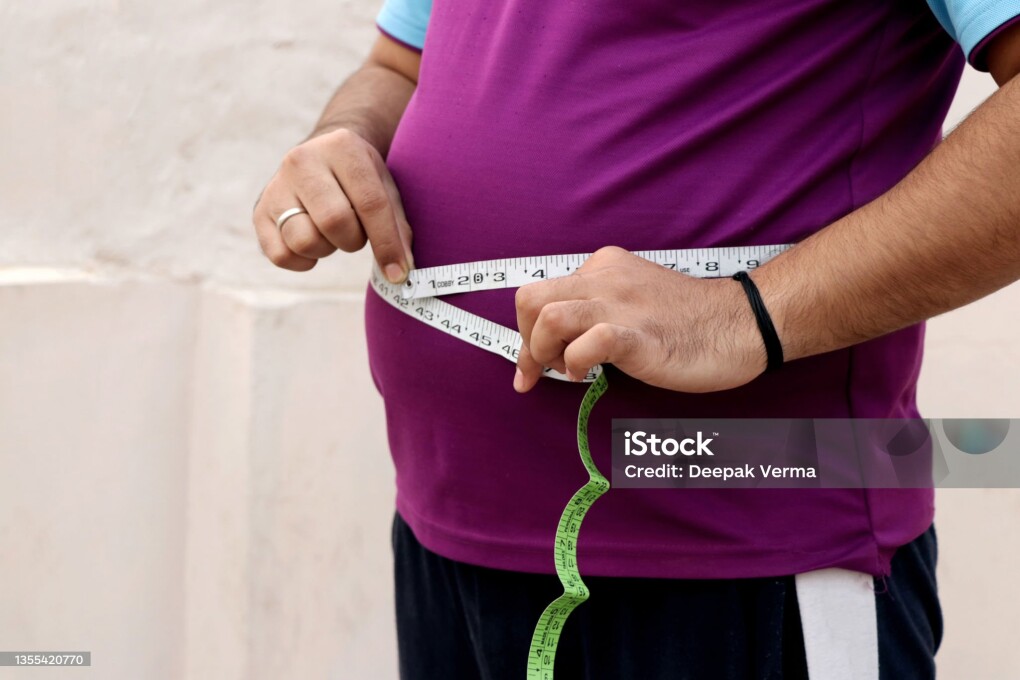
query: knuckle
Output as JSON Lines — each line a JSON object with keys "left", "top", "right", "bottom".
{"left": 265, "top": 245, "right": 293, "bottom": 267}
{"left": 588, "top": 245, "right": 628, "bottom": 268}
{"left": 534, "top": 344, "right": 562, "bottom": 366}
{"left": 343, "top": 156, "right": 373, "bottom": 184}
{"left": 564, "top": 356, "right": 589, "bottom": 377}
{"left": 591, "top": 245, "right": 617, "bottom": 261}
{"left": 286, "top": 230, "right": 323, "bottom": 257}
{"left": 537, "top": 302, "right": 568, "bottom": 330}
{"left": 530, "top": 343, "right": 553, "bottom": 363}
{"left": 591, "top": 322, "right": 618, "bottom": 346}
{"left": 515, "top": 284, "right": 537, "bottom": 311}
{"left": 356, "top": 190, "right": 389, "bottom": 215}
{"left": 315, "top": 206, "right": 362, "bottom": 250}
{"left": 329, "top": 127, "right": 359, "bottom": 149}
{"left": 281, "top": 144, "right": 313, "bottom": 171}
{"left": 317, "top": 206, "right": 354, "bottom": 236}
{"left": 336, "top": 230, "right": 368, "bottom": 253}
{"left": 563, "top": 347, "right": 590, "bottom": 375}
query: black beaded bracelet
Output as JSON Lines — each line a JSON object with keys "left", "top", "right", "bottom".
{"left": 732, "top": 271, "right": 784, "bottom": 372}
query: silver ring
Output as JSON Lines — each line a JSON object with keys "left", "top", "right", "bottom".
{"left": 275, "top": 207, "right": 307, "bottom": 229}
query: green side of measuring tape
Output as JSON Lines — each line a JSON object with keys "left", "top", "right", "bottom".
{"left": 526, "top": 370, "right": 610, "bottom": 679}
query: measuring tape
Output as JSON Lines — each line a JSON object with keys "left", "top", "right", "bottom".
{"left": 369, "top": 244, "right": 792, "bottom": 678}
{"left": 524, "top": 371, "right": 609, "bottom": 677}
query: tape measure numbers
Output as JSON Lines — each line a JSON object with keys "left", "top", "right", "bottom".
{"left": 369, "top": 244, "right": 792, "bottom": 678}
{"left": 370, "top": 262, "right": 604, "bottom": 382}
{"left": 398, "top": 246, "right": 792, "bottom": 300}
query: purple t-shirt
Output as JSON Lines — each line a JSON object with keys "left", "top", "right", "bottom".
{"left": 365, "top": 0, "right": 967, "bottom": 579}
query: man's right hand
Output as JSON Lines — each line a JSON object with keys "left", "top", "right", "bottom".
{"left": 252, "top": 127, "right": 415, "bottom": 282}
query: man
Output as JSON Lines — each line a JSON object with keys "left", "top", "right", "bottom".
{"left": 252, "top": 0, "right": 1020, "bottom": 677}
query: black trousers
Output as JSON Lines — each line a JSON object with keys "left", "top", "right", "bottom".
{"left": 392, "top": 513, "right": 941, "bottom": 679}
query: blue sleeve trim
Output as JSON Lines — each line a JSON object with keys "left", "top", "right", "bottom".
{"left": 926, "top": 0, "right": 1020, "bottom": 70}
{"left": 375, "top": 0, "right": 433, "bottom": 51}
{"left": 960, "top": 3, "right": 1020, "bottom": 69}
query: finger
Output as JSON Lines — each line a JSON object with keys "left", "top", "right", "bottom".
{"left": 253, "top": 197, "right": 317, "bottom": 272}
{"left": 514, "top": 342, "right": 544, "bottom": 393}
{"left": 515, "top": 275, "right": 596, "bottom": 345}
{"left": 294, "top": 170, "right": 367, "bottom": 254}
{"left": 529, "top": 299, "right": 605, "bottom": 369}
{"left": 278, "top": 207, "right": 336, "bottom": 260}
{"left": 563, "top": 323, "right": 642, "bottom": 380}
{"left": 334, "top": 148, "right": 409, "bottom": 283}
{"left": 381, "top": 170, "right": 415, "bottom": 270}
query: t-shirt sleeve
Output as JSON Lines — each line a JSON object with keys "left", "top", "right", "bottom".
{"left": 375, "top": 0, "right": 433, "bottom": 52}
{"left": 926, "top": 0, "right": 1020, "bottom": 70}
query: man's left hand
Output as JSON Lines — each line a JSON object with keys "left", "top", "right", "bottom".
{"left": 513, "top": 246, "right": 768, "bottom": 393}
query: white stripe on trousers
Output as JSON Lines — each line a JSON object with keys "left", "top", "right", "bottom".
{"left": 795, "top": 569, "right": 879, "bottom": 680}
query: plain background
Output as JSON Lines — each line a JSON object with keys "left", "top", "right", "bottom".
{"left": 1, "top": 2, "right": 1018, "bottom": 678}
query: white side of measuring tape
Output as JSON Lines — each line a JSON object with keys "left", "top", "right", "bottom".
{"left": 369, "top": 245, "right": 792, "bottom": 382}
{"left": 397, "top": 246, "right": 793, "bottom": 300}
{"left": 369, "top": 265, "right": 599, "bottom": 382}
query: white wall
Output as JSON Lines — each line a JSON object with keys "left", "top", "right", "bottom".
{"left": 0, "top": 2, "right": 1017, "bottom": 678}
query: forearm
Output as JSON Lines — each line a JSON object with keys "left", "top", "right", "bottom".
{"left": 307, "top": 40, "right": 419, "bottom": 156}
{"left": 756, "top": 73, "right": 1020, "bottom": 363}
